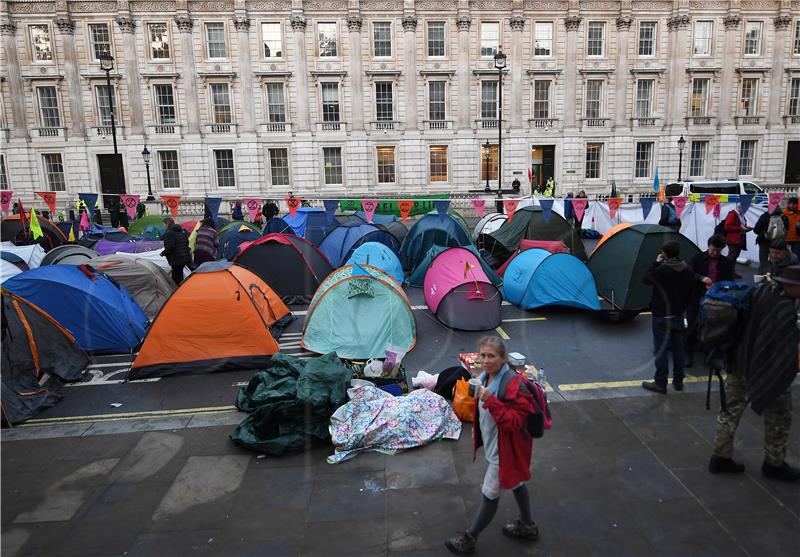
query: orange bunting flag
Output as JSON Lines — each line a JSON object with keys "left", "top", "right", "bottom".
{"left": 503, "top": 199, "right": 519, "bottom": 222}
{"left": 705, "top": 195, "right": 719, "bottom": 215}
{"left": 607, "top": 197, "right": 622, "bottom": 220}
{"left": 161, "top": 195, "right": 181, "bottom": 218}
{"left": 285, "top": 196, "right": 301, "bottom": 219}
{"left": 35, "top": 191, "right": 57, "bottom": 214}
{"left": 398, "top": 200, "right": 414, "bottom": 223}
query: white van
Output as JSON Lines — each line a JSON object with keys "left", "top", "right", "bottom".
{"left": 664, "top": 179, "right": 765, "bottom": 198}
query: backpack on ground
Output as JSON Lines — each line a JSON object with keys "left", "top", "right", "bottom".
{"left": 493, "top": 370, "right": 552, "bottom": 438}
{"left": 766, "top": 215, "right": 786, "bottom": 241}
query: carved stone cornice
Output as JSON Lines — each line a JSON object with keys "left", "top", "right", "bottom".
{"left": 723, "top": 14, "right": 741, "bottom": 30}
{"left": 174, "top": 16, "right": 194, "bottom": 32}
{"left": 233, "top": 17, "right": 251, "bottom": 31}
{"left": 0, "top": 21, "right": 18, "bottom": 36}
{"left": 616, "top": 16, "right": 633, "bottom": 31}
{"left": 564, "top": 16, "right": 582, "bottom": 32}
{"left": 54, "top": 17, "right": 75, "bottom": 34}
{"left": 402, "top": 15, "right": 417, "bottom": 32}
{"left": 774, "top": 15, "right": 792, "bottom": 30}
{"left": 290, "top": 15, "right": 307, "bottom": 32}
{"left": 115, "top": 16, "right": 136, "bottom": 34}
{"left": 510, "top": 14, "right": 525, "bottom": 31}
{"left": 347, "top": 14, "right": 363, "bottom": 32}
{"left": 666, "top": 14, "right": 690, "bottom": 31}
{"left": 456, "top": 15, "right": 471, "bottom": 31}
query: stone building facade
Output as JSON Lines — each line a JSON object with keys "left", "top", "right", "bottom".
{"left": 0, "top": 0, "right": 799, "bottom": 204}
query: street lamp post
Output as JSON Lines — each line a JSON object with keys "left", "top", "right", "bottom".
{"left": 483, "top": 140, "right": 491, "bottom": 193}
{"left": 494, "top": 50, "right": 507, "bottom": 202}
{"left": 142, "top": 146, "right": 155, "bottom": 201}
{"left": 677, "top": 135, "right": 686, "bottom": 182}
{"left": 98, "top": 52, "right": 118, "bottom": 155}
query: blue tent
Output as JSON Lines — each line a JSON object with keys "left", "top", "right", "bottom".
{"left": 345, "top": 242, "right": 404, "bottom": 284}
{"left": 502, "top": 249, "right": 600, "bottom": 311}
{"left": 218, "top": 225, "right": 260, "bottom": 260}
{"left": 353, "top": 211, "right": 399, "bottom": 225}
{"left": 262, "top": 217, "right": 291, "bottom": 235}
{"left": 2, "top": 265, "right": 148, "bottom": 353}
{"left": 282, "top": 208, "right": 339, "bottom": 245}
{"left": 399, "top": 213, "right": 473, "bottom": 275}
{"left": 318, "top": 222, "right": 400, "bottom": 268}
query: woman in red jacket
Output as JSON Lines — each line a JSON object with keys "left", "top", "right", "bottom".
{"left": 723, "top": 203, "right": 753, "bottom": 264}
{"left": 445, "top": 336, "right": 537, "bottom": 554}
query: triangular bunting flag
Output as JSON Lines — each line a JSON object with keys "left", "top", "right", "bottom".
{"left": 713, "top": 203, "right": 721, "bottom": 218}
{"left": 17, "top": 199, "right": 28, "bottom": 231}
{"left": 29, "top": 207, "right": 43, "bottom": 239}
{"left": 361, "top": 199, "right": 378, "bottom": 223}
{"left": 79, "top": 209, "right": 90, "bottom": 231}
{"left": 68, "top": 225, "right": 75, "bottom": 242}
{"left": 564, "top": 199, "right": 574, "bottom": 220}
{"left": 434, "top": 200, "right": 450, "bottom": 221}
{"left": 705, "top": 195, "right": 719, "bottom": 215}
{"left": 120, "top": 194, "right": 140, "bottom": 220}
{"left": 244, "top": 198, "right": 262, "bottom": 222}
{"left": 285, "top": 196, "right": 301, "bottom": 219}
{"left": 768, "top": 193, "right": 784, "bottom": 214}
{"left": 672, "top": 196, "right": 688, "bottom": 218}
{"left": 78, "top": 193, "right": 99, "bottom": 211}
{"left": 323, "top": 199, "right": 339, "bottom": 224}
{"left": 572, "top": 199, "right": 589, "bottom": 223}
{"left": 503, "top": 199, "right": 520, "bottom": 222}
{"left": 640, "top": 197, "right": 655, "bottom": 220}
{"left": 471, "top": 199, "right": 486, "bottom": 218}
{"left": 35, "top": 191, "right": 57, "bottom": 214}
{"left": 398, "top": 200, "right": 414, "bottom": 223}
{"left": 161, "top": 195, "right": 181, "bottom": 218}
{"left": 607, "top": 198, "right": 622, "bottom": 220}
{"left": 539, "top": 199, "right": 554, "bottom": 223}
{"left": 0, "top": 190, "right": 12, "bottom": 215}
{"left": 738, "top": 194, "right": 754, "bottom": 213}
{"left": 204, "top": 197, "right": 222, "bottom": 220}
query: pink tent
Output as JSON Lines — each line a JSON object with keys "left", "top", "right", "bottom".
{"left": 423, "top": 247, "right": 501, "bottom": 331}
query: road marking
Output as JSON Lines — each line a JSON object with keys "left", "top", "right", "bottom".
{"left": 502, "top": 317, "right": 547, "bottom": 322}
{"left": 20, "top": 405, "right": 238, "bottom": 426}
{"left": 494, "top": 326, "right": 510, "bottom": 340}
{"left": 558, "top": 375, "right": 708, "bottom": 392}
{"left": 86, "top": 362, "right": 134, "bottom": 369}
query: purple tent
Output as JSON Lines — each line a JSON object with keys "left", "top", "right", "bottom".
{"left": 94, "top": 240, "right": 164, "bottom": 256}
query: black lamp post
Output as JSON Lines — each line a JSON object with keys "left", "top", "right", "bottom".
{"left": 677, "top": 135, "right": 686, "bottom": 182}
{"left": 142, "top": 145, "right": 155, "bottom": 201}
{"left": 98, "top": 52, "right": 118, "bottom": 155}
{"left": 483, "top": 140, "right": 491, "bottom": 193}
{"left": 494, "top": 50, "right": 507, "bottom": 201}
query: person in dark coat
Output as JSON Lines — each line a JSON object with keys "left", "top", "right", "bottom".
{"left": 161, "top": 217, "right": 192, "bottom": 285}
{"left": 193, "top": 218, "right": 219, "bottom": 266}
{"left": 641, "top": 240, "right": 698, "bottom": 394}
{"left": 753, "top": 207, "right": 789, "bottom": 274}
{"left": 710, "top": 266, "right": 800, "bottom": 481}
{"left": 658, "top": 197, "right": 681, "bottom": 232}
{"left": 262, "top": 200, "right": 279, "bottom": 220}
{"left": 769, "top": 240, "right": 799, "bottom": 277}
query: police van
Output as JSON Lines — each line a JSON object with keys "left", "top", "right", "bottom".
{"left": 664, "top": 179, "right": 766, "bottom": 199}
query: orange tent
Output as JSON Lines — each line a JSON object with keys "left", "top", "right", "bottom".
{"left": 127, "top": 262, "right": 293, "bottom": 379}
{"left": 592, "top": 222, "right": 633, "bottom": 253}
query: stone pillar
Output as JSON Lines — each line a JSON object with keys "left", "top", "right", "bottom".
{"left": 54, "top": 17, "right": 85, "bottom": 136}
{"left": 174, "top": 16, "right": 200, "bottom": 134}
{"left": 614, "top": 16, "right": 632, "bottom": 129}
{"left": 509, "top": 14, "right": 524, "bottom": 128}
{"left": 719, "top": 14, "right": 740, "bottom": 126}
{"left": 290, "top": 15, "right": 310, "bottom": 132}
{"left": 1, "top": 21, "right": 29, "bottom": 139}
{"left": 667, "top": 14, "right": 690, "bottom": 128}
{"left": 116, "top": 16, "right": 144, "bottom": 135}
{"left": 233, "top": 16, "right": 255, "bottom": 133}
{"left": 767, "top": 15, "right": 792, "bottom": 129}
{"left": 402, "top": 15, "right": 418, "bottom": 130}
{"left": 563, "top": 16, "right": 581, "bottom": 129}
{"left": 347, "top": 14, "right": 364, "bottom": 131}
{"left": 456, "top": 15, "right": 471, "bottom": 129}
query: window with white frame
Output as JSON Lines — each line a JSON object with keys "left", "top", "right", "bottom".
{"left": 428, "top": 81, "right": 446, "bottom": 121}
{"left": 95, "top": 85, "right": 117, "bottom": 126}
{"left": 585, "top": 80, "right": 603, "bottom": 118}
{"left": 205, "top": 22, "right": 227, "bottom": 59}
{"left": 430, "top": 145, "right": 448, "bottom": 182}
{"left": 585, "top": 143, "right": 603, "bottom": 179}
{"left": 534, "top": 22, "right": 553, "bottom": 57}
{"left": 373, "top": 22, "right": 392, "bottom": 57}
{"left": 36, "top": 86, "right": 61, "bottom": 127}
{"left": 481, "top": 81, "right": 498, "bottom": 119}
{"left": 481, "top": 143, "right": 499, "bottom": 181}
{"left": 789, "top": 78, "right": 800, "bottom": 116}
{"left": 262, "top": 22, "right": 283, "bottom": 58}
{"left": 158, "top": 150, "right": 181, "bottom": 189}
{"left": 88, "top": 23, "right": 111, "bottom": 61}
{"left": 214, "top": 149, "right": 236, "bottom": 187}
{"left": 265, "top": 83, "right": 286, "bottom": 122}
{"left": 154, "top": 84, "right": 176, "bottom": 124}
{"left": 148, "top": 23, "right": 171, "bottom": 60}
{"left": 739, "top": 78, "right": 758, "bottom": 116}
{"left": 533, "top": 80, "right": 550, "bottom": 119}
{"left": 480, "top": 22, "right": 500, "bottom": 58}
{"left": 690, "top": 78, "right": 709, "bottom": 116}
{"left": 209, "top": 83, "right": 232, "bottom": 124}
{"left": 638, "top": 22, "right": 656, "bottom": 56}
{"left": 634, "top": 142, "right": 653, "bottom": 178}
{"left": 0, "top": 154, "right": 8, "bottom": 189}
{"left": 427, "top": 22, "right": 445, "bottom": 57}
{"left": 635, "top": 79, "right": 654, "bottom": 118}
{"left": 29, "top": 25, "right": 53, "bottom": 62}
{"left": 743, "top": 21, "right": 762, "bottom": 56}
{"left": 323, "top": 147, "right": 343, "bottom": 185}
{"left": 321, "top": 82, "right": 340, "bottom": 122}
{"left": 689, "top": 140, "right": 708, "bottom": 177}
{"left": 375, "top": 82, "right": 393, "bottom": 121}
{"left": 795, "top": 21, "right": 800, "bottom": 55}
{"left": 376, "top": 146, "right": 396, "bottom": 183}
{"left": 738, "top": 140, "right": 756, "bottom": 175}
{"left": 318, "top": 22, "right": 338, "bottom": 57}
{"left": 693, "top": 21, "right": 712, "bottom": 56}
{"left": 269, "top": 148, "right": 290, "bottom": 186}
{"left": 587, "top": 22, "right": 605, "bottom": 56}
{"left": 42, "top": 153, "right": 65, "bottom": 191}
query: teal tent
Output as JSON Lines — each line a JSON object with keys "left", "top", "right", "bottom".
{"left": 406, "top": 244, "right": 502, "bottom": 287}
{"left": 345, "top": 242, "right": 404, "bottom": 285}
{"left": 399, "top": 213, "right": 472, "bottom": 274}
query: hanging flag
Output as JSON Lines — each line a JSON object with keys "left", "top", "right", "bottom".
{"left": 434, "top": 199, "right": 450, "bottom": 221}
{"left": 79, "top": 209, "right": 90, "bottom": 231}
{"left": 672, "top": 196, "right": 688, "bottom": 218}
{"left": 503, "top": 199, "right": 519, "bottom": 222}
{"left": 564, "top": 198, "right": 574, "bottom": 220}
{"left": 17, "top": 199, "right": 29, "bottom": 233}
{"left": 572, "top": 199, "right": 589, "bottom": 223}
{"left": 120, "top": 194, "right": 140, "bottom": 220}
{"left": 361, "top": 199, "right": 378, "bottom": 223}
{"left": 161, "top": 195, "right": 181, "bottom": 218}
{"left": 738, "top": 194, "right": 754, "bottom": 213}
{"left": 705, "top": 195, "right": 719, "bottom": 215}
{"left": 204, "top": 197, "right": 222, "bottom": 220}
{"left": 539, "top": 199, "right": 554, "bottom": 223}
{"left": 471, "top": 198, "right": 486, "bottom": 218}
{"left": 78, "top": 193, "right": 99, "bottom": 211}
{"left": 527, "top": 168, "right": 533, "bottom": 183}
{"left": 713, "top": 202, "right": 721, "bottom": 218}
{"left": 653, "top": 166, "right": 660, "bottom": 192}
{"left": 244, "top": 198, "right": 262, "bottom": 222}
{"left": 35, "top": 191, "right": 57, "bottom": 214}
{"left": 398, "top": 200, "right": 414, "bottom": 223}
{"left": 768, "top": 192, "right": 784, "bottom": 214}
{"left": 657, "top": 182, "right": 666, "bottom": 203}
{"left": 607, "top": 198, "right": 622, "bottom": 220}
{"left": 68, "top": 225, "right": 75, "bottom": 242}
{"left": 29, "top": 207, "right": 43, "bottom": 239}
{"left": 323, "top": 199, "right": 339, "bottom": 224}
{"left": 0, "top": 190, "right": 12, "bottom": 215}
{"left": 285, "top": 196, "right": 301, "bottom": 219}
{"left": 640, "top": 197, "right": 655, "bottom": 220}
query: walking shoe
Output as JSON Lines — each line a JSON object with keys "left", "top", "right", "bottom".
{"left": 672, "top": 380, "right": 684, "bottom": 392}
{"left": 708, "top": 455, "right": 745, "bottom": 474}
{"left": 642, "top": 381, "right": 667, "bottom": 394}
{"left": 445, "top": 531, "right": 476, "bottom": 554}
{"left": 502, "top": 519, "right": 540, "bottom": 541}
{"left": 761, "top": 462, "right": 800, "bottom": 482}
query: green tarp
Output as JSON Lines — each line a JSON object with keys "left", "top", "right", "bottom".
{"left": 339, "top": 195, "right": 448, "bottom": 217}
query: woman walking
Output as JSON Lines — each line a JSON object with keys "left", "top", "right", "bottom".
{"left": 445, "top": 336, "right": 538, "bottom": 554}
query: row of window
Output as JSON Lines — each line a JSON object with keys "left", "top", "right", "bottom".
{"left": 22, "top": 18, "right": 800, "bottom": 66}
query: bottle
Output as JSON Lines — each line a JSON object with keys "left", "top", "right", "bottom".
{"left": 538, "top": 367, "right": 547, "bottom": 390}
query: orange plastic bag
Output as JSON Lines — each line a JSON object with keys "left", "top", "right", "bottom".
{"left": 452, "top": 378, "right": 475, "bottom": 422}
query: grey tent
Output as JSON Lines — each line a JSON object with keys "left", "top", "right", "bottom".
{"left": 88, "top": 254, "right": 175, "bottom": 319}
{"left": 472, "top": 213, "right": 507, "bottom": 240}
{"left": 40, "top": 244, "right": 98, "bottom": 266}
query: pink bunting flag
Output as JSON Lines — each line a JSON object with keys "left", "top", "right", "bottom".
{"left": 35, "top": 191, "right": 57, "bottom": 214}
{"left": 161, "top": 195, "right": 181, "bottom": 218}
{"left": 79, "top": 209, "right": 90, "bottom": 231}
{"left": 0, "top": 190, "right": 13, "bottom": 215}
{"left": 361, "top": 199, "right": 378, "bottom": 223}
{"left": 244, "top": 198, "right": 262, "bottom": 222}
{"left": 713, "top": 202, "right": 721, "bottom": 218}
{"left": 120, "top": 194, "right": 140, "bottom": 220}
{"left": 398, "top": 200, "right": 414, "bottom": 223}
{"left": 672, "top": 196, "right": 688, "bottom": 218}
{"left": 572, "top": 198, "right": 589, "bottom": 223}
{"left": 768, "top": 192, "right": 784, "bottom": 215}
{"left": 472, "top": 198, "right": 486, "bottom": 218}
{"left": 503, "top": 199, "right": 520, "bottom": 222}
{"left": 704, "top": 195, "right": 719, "bottom": 215}
{"left": 607, "top": 198, "right": 622, "bottom": 220}
{"left": 285, "top": 196, "right": 301, "bottom": 219}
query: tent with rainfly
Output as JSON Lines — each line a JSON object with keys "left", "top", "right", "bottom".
{"left": 318, "top": 222, "right": 401, "bottom": 268}
{"left": 128, "top": 262, "right": 293, "bottom": 379}
{"left": 406, "top": 244, "right": 501, "bottom": 288}
{"left": 1, "top": 214, "right": 67, "bottom": 251}
{"left": 400, "top": 213, "right": 473, "bottom": 275}
{"left": 472, "top": 212, "right": 508, "bottom": 240}
{"left": 282, "top": 207, "right": 340, "bottom": 246}
{"left": 502, "top": 249, "right": 601, "bottom": 311}
{"left": 40, "top": 245, "right": 98, "bottom": 266}
{"left": 302, "top": 263, "right": 416, "bottom": 360}
{"left": 1, "top": 251, "right": 29, "bottom": 281}
{"left": 218, "top": 223, "right": 261, "bottom": 260}
{"left": 345, "top": 242, "right": 404, "bottom": 285}
{"left": 87, "top": 254, "right": 175, "bottom": 320}
{"left": 423, "top": 247, "right": 502, "bottom": 331}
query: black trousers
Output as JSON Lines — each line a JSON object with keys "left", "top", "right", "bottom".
{"left": 171, "top": 265, "right": 184, "bottom": 286}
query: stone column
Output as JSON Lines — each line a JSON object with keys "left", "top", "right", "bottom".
{"left": 719, "top": 14, "right": 740, "bottom": 126}
{"left": 667, "top": 14, "right": 691, "bottom": 128}
{"left": 347, "top": 14, "right": 364, "bottom": 131}
{"left": 116, "top": 16, "right": 144, "bottom": 135}
{"left": 1, "top": 21, "right": 29, "bottom": 139}
{"left": 509, "top": 14, "right": 524, "bottom": 128}
{"left": 614, "top": 16, "right": 632, "bottom": 129}
{"left": 290, "top": 15, "right": 310, "bottom": 132}
{"left": 174, "top": 16, "right": 200, "bottom": 134}
{"left": 563, "top": 16, "right": 581, "bottom": 128}
{"left": 767, "top": 15, "right": 792, "bottom": 129}
{"left": 456, "top": 15, "right": 471, "bottom": 129}
{"left": 233, "top": 16, "right": 255, "bottom": 133}
{"left": 54, "top": 17, "right": 85, "bottom": 137}
{"left": 402, "top": 15, "right": 418, "bottom": 130}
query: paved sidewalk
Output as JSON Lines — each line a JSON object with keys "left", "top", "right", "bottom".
{"left": 2, "top": 390, "right": 799, "bottom": 557}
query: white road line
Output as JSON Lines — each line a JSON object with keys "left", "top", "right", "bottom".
{"left": 87, "top": 362, "right": 134, "bottom": 369}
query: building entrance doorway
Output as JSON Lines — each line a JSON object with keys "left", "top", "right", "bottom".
{"left": 531, "top": 145, "right": 555, "bottom": 194}
{"left": 786, "top": 142, "right": 800, "bottom": 184}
